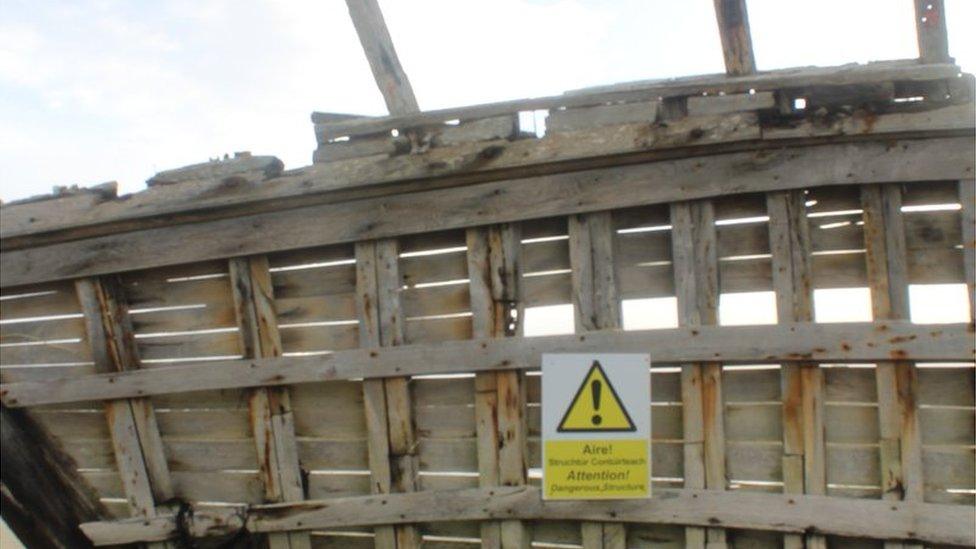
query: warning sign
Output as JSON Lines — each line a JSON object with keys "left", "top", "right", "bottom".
{"left": 557, "top": 361, "right": 636, "bottom": 432}
{"left": 542, "top": 354, "right": 650, "bottom": 500}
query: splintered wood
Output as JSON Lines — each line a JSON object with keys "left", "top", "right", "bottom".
{"left": 1, "top": 54, "right": 974, "bottom": 549}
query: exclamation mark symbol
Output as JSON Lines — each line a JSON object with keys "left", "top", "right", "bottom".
{"left": 591, "top": 379, "right": 602, "bottom": 426}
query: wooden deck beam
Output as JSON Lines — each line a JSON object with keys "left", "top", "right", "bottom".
{"left": 345, "top": 0, "right": 419, "bottom": 115}
{"left": 713, "top": 0, "right": 756, "bottom": 75}
{"left": 78, "top": 486, "right": 975, "bottom": 547}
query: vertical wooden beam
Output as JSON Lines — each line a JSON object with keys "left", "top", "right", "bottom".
{"left": 669, "top": 201, "right": 727, "bottom": 549}
{"left": 1, "top": 407, "right": 108, "bottom": 549}
{"left": 467, "top": 224, "right": 529, "bottom": 549}
{"left": 345, "top": 0, "right": 419, "bottom": 115}
{"left": 567, "top": 211, "right": 626, "bottom": 549}
{"left": 914, "top": 0, "right": 951, "bottom": 64}
{"left": 355, "top": 240, "right": 421, "bottom": 549}
{"left": 229, "top": 256, "right": 310, "bottom": 549}
{"left": 766, "top": 191, "right": 826, "bottom": 549}
{"left": 861, "top": 185, "right": 924, "bottom": 549}
{"left": 713, "top": 0, "right": 756, "bottom": 76}
{"left": 960, "top": 180, "right": 975, "bottom": 319}
{"left": 75, "top": 277, "right": 173, "bottom": 547}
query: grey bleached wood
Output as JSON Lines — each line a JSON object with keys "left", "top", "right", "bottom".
{"left": 146, "top": 154, "right": 283, "bottom": 187}
{"left": 344, "top": 0, "right": 418, "bottom": 116}
{"left": 75, "top": 279, "right": 173, "bottom": 515}
{"left": 2, "top": 322, "right": 971, "bottom": 408}
{"left": 960, "top": 180, "right": 975, "bottom": 318}
{"left": 669, "top": 201, "right": 725, "bottom": 548}
{"left": 687, "top": 91, "right": 775, "bottom": 116}
{"left": 229, "top": 256, "right": 310, "bottom": 549}
{"left": 4, "top": 103, "right": 969, "bottom": 248}
{"left": 355, "top": 240, "right": 420, "bottom": 549}
{"left": 712, "top": 0, "right": 756, "bottom": 75}
{"left": 861, "top": 184, "right": 925, "bottom": 536}
{"left": 316, "top": 60, "right": 957, "bottom": 136}
{"left": 914, "top": 0, "right": 950, "bottom": 64}
{"left": 546, "top": 102, "right": 659, "bottom": 133}
{"left": 3, "top": 136, "right": 972, "bottom": 288}
{"left": 766, "top": 190, "right": 825, "bottom": 549}
{"left": 568, "top": 210, "right": 624, "bottom": 549}
{"left": 467, "top": 224, "right": 529, "bottom": 549}
{"left": 77, "top": 486, "right": 976, "bottom": 547}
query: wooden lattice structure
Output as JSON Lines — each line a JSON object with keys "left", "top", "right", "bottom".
{"left": 1, "top": 1, "right": 974, "bottom": 548}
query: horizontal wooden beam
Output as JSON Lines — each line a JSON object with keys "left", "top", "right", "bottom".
{"left": 2, "top": 322, "right": 971, "bottom": 408}
{"left": 315, "top": 60, "right": 957, "bottom": 137}
{"left": 78, "top": 486, "right": 975, "bottom": 546}
{"left": 2, "top": 136, "right": 972, "bottom": 288}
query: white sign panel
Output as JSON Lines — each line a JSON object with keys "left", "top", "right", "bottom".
{"left": 542, "top": 353, "right": 651, "bottom": 499}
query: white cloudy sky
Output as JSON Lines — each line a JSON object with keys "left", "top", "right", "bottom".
{"left": 0, "top": 0, "right": 973, "bottom": 202}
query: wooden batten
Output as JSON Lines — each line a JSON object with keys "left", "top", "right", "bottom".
{"left": 467, "top": 224, "right": 529, "bottom": 548}
{"left": 229, "top": 256, "right": 311, "bottom": 549}
{"left": 914, "top": 0, "right": 951, "bottom": 64}
{"left": 345, "top": 0, "right": 418, "bottom": 116}
{"left": 74, "top": 277, "right": 173, "bottom": 549}
{"left": 568, "top": 211, "right": 625, "bottom": 549}
{"left": 355, "top": 240, "right": 421, "bottom": 548}
{"left": 766, "top": 190, "right": 826, "bottom": 549}
{"left": 669, "top": 200, "right": 727, "bottom": 548}
{"left": 713, "top": 0, "right": 756, "bottom": 76}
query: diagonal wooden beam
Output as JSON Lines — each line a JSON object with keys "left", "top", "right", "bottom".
{"left": 914, "top": 0, "right": 950, "bottom": 64}
{"left": 1, "top": 407, "right": 108, "bottom": 549}
{"left": 345, "top": 0, "right": 419, "bottom": 115}
{"left": 713, "top": 0, "right": 756, "bottom": 75}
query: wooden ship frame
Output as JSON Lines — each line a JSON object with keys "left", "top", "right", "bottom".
{"left": 1, "top": 1, "right": 974, "bottom": 548}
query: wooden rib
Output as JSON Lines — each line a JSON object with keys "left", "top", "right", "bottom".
{"left": 0, "top": 406, "right": 109, "bottom": 549}
{"left": 355, "top": 240, "right": 420, "bottom": 549}
{"left": 75, "top": 277, "right": 173, "bottom": 549}
{"left": 713, "top": 0, "right": 756, "bottom": 75}
{"left": 567, "top": 211, "right": 626, "bottom": 549}
{"left": 861, "top": 184, "right": 924, "bottom": 549}
{"left": 3, "top": 136, "right": 973, "bottom": 289}
{"left": 766, "top": 190, "right": 826, "bottom": 549}
{"left": 669, "top": 201, "right": 727, "bottom": 548}
{"left": 2, "top": 321, "right": 970, "bottom": 409}
{"left": 467, "top": 224, "right": 529, "bottom": 549}
{"left": 960, "top": 180, "right": 975, "bottom": 318}
{"left": 229, "top": 256, "right": 310, "bottom": 549}
{"left": 79, "top": 486, "right": 975, "bottom": 547}
{"left": 914, "top": 0, "right": 950, "bottom": 64}
{"left": 345, "top": 0, "right": 419, "bottom": 115}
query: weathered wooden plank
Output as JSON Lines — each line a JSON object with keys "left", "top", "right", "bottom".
{"left": 76, "top": 278, "right": 173, "bottom": 516}
{"left": 345, "top": 0, "right": 417, "bottom": 115}
{"left": 914, "top": 0, "right": 950, "bottom": 64}
{"left": 4, "top": 136, "right": 973, "bottom": 288}
{"left": 229, "top": 256, "right": 311, "bottom": 549}
{"left": 355, "top": 240, "right": 420, "bottom": 549}
{"left": 861, "top": 184, "right": 926, "bottom": 549}
{"left": 669, "top": 200, "right": 725, "bottom": 548}
{"left": 763, "top": 102, "right": 974, "bottom": 140}
{"left": 3, "top": 321, "right": 971, "bottom": 408}
{"left": 466, "top": 224, "right": 528, "bottom": 549}
{"left": 316, "top": 60, "right": 958, "bottom": 136}
{"left": 688, "top": 91, "right": 773, "bottom": 116}
{"left": 546, "top": 101, "right": 658, "bottom": 133}
{"left": 78, "top": 486, "right": 976, "bottom": 547}
{"left": 960, "top": 180, "right": 975, "bottom": 317}
{"left": 567, "top": 210, "right": 625, "bottom": 549}
{"left": 713, "top": 0, "right": 755, "bottom": 75}
{"left": 766, "top": 190, "right": 826, "bottom": 548}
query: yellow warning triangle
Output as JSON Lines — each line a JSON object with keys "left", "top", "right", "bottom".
{"left": 557, "top": 361, "right": 636, "bottom": 432}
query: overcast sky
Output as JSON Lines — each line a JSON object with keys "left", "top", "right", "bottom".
{"left": 0, "top": 0, "right": 973, "bottom": 202}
